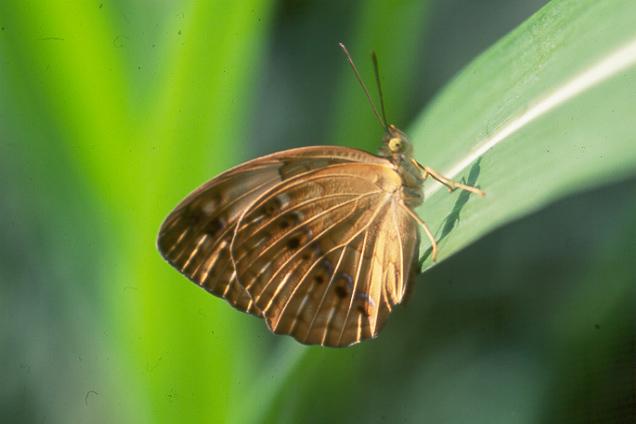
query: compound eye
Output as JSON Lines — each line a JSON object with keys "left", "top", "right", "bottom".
{"left": 388, "top": 137, "right": 402, "bottom": 152}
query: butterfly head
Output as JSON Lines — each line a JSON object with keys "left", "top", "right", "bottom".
{"left": 382, "top": 124, "right": 412, "bottom": 158}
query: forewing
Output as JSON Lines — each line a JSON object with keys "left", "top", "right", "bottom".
{"left": 157, "top": 146, "right": 388, "bottom": 316}
{"left": 230, "top": 161, "right": 420, "bottom": 347}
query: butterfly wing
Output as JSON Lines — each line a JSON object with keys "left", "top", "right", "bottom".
{"left": 229, "top": 158, "right": 420, "bottom": 347}
{"left": 157, "top": 146, "right": 392, "bottom": 316}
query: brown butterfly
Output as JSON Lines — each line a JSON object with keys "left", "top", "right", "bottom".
{"left": 157, "top": 44, "right": 484, "bottom": 347}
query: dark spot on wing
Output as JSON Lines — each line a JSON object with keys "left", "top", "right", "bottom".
{"left": 335, "top": 285, "right": 348, "bottom": 298}
{"left": 355, "top": 292, "right": 374, "bottom": 316}
{"left": 182, "top": 203, "right": 203, "bottom": 224}
{"left": 263, "top": 196, "right": 285, "bottom": 216}
{"left": 278, "top": 211, "right": 303, "bottom": 230}
{"left": 204, "top": 218, "right": 225, "bottom": 236}
{"left": 285, "top": 227, "right": 313, "bottom": 251}
{"left": 334, "top": 273, "right": 353, "bottom": 299}
{"left": 287, "top": 237, "right": 301, "bottom": 250}
{"left": 356, "top": 304, "right": 369, "bottom": 316}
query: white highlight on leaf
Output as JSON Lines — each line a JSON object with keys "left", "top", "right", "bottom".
{"left": 424, "top": 36, "right": 636, "bottom": 198}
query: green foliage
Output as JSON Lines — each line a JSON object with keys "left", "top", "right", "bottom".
{"left": 413, "top": 0, "right": 636, "bottom": 266}
{"left": 1, "top": 0, "right": 635, "bottom": 423}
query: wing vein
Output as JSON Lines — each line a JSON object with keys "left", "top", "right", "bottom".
{"left": 392, "top": 201, "right": 405, "bottom": 301}
{"left": 181, "top": 234, "right": 207, "bottom": 271}
{"left": 239, "top": 192, "right": 359, "bottom": 240}
{"left": 272, "top": 195, "right": 390, "bottom": 329}
{"left": 310, "top": 247, "right": 348, "bottom": 345}
{"left": 235, "top": 190, "right": 383, "bottom": 285}
{"left": 302, "top": 198, "right": 392, "bottom": 343}
{"left": 337, "top": 229, "right": 369, "bottom": 345}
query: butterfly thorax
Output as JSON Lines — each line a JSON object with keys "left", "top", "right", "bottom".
{"left": 379, "top": 124, "right": 425, "bottom": 207}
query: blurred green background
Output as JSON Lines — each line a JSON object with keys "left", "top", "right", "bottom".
{"left": 1, "top": 0, "right": 635, "bottom": 423}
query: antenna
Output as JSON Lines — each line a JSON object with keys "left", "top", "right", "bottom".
{"left": 371, "top": 51, "right": 388, "bottom": 127}
{"left": 338, "top": 42, "right": 387, "bottom": 129}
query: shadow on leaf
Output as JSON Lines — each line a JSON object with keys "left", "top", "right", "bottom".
{"left": 419, "top": 158, "right": 483, "bottom": 266}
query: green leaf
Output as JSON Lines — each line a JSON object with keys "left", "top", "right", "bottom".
{"left": 3, "top": 0, "right": 634, "bottom": 422}
{"left": 410, "top": 0, "right": 636, "bottom": 268}
{"left": 124, "top": 2, "right": 276, "bottom": 423}
{"left": 1, "top": 1, "right": 275, "bottom": 422}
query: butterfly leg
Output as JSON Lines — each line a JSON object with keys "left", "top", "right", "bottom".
{"left": 424, "top": 166, "right": 485, "bottom": 196}
{"left": 401, "top": 205, "right": 438, "bottom": 262}
{"left": 412, "top": 159, "right": 485, "bottom": 196}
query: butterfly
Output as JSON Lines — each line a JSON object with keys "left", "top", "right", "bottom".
{"left": 157, "top": 44, "right": 484, "bottom": 347}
